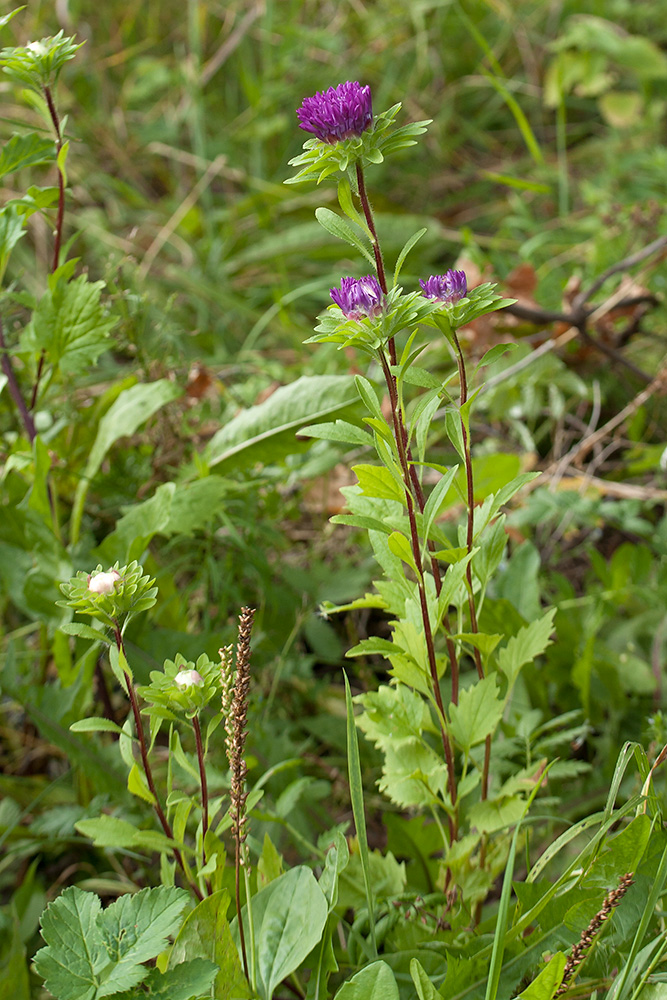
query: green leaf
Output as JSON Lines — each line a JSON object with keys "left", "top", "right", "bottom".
{"left": 422, "top": 466, "right": 459, "bottom": 542}
{"left": 60, "top": 622, "right": 107, "bottom": 642}
{"left": 497, "top": 608, "right": 556, "bottom": 688}
{"left": 75, "top": 815, "right": 179, "bottom": 854}
{"left": 314, "top": 207, "right": 375, "bottom": 265}
{"left": 393, "top": 228, "right": 427, "bottom": 287}
{"left": 474, "top": 342, "right": 519, "bottom": 372}
{"left": 0, "top": 8, "right": 26, "bottom": 30}
{"left": 0, "top": 133, "right": 54, "bottom": 179}
{"left": 112, "top": 960, "right": 219, "bottom": 1000}
{"left": 21, "top": 272, "right": 117, "bottom": 375}
{"left": 70, "top": 717, "right": 124, "bottom": 735}
{"left": 95, "top": 887, "right": 190, "bottom": 995}
{"left": 84, "top": 380, "right": 182, "bottom": 483}
{"left": 33, "top": 887, "right": 105, "bottom": 1000}
{"left": 238, "top": 867, "right": 328, "bottom": 1000}
{"left": 127, "top": 763, "right": 156, "bottom": 805}
{"left": 387, "top": 531, "right": 418, "bottom": 573}
{"left": 514, "top": 953, "right": 567, "bottom": 1000}
{"left": 0, "top": 204, "right": 25, "bottom": 276}
{"left": 207, "top": 375, "right": 357, "bottom": 468}
{"left": 299, "top": 419, "right": 370, "bottom": 446}
{"left": 354, "top": 375, "right": 384, "bottom": 421}
{"left": 334, "top": 960, "right": 400, "bottom": 999}
{"left": 449, "top": 675, "right": 505, "bottom": 753}
{"left": 410, "top": 958, "right": 443, "bottom": 1000}
{"left": 353, "top": 464, "right": 404, "bottom": 503}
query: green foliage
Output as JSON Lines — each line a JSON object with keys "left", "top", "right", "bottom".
{"left": 33, "top": 886, "right": 196, "bottom": 999}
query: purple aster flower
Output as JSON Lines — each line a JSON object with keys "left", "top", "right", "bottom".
{"left": 297, "top": 81, "right": 373, "bottom": 144}
{"left": 420, "top": 270, "right": 467, "bottom": 304}
{"left": 330, "top": 276, "right": 384, "bottom": 320}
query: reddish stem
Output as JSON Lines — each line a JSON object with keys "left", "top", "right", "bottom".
{"left": 114, "top": 626, "right": 203, "bottom": 900}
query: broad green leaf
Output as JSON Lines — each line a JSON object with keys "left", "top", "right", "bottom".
{"left": 33, "top": 887, "right": 105, "bottom": 1000}
{"left": 514, "top": 953, "right": 567, "bottom": 1000}
{"left": 334, "top": 960, "right": 400, "bottom": 999}
{"left": 497, "top": 608, "right": 557, "bottom": 688}
{"left": 353, "top": 464, "right": 404, "bottom": 503}
{"left": 0, "top": 133, "right": 54, "bottom": 179}
{"left": 21, "top": 272, "right": 117, "bottom": 374}
{"left": 354, "top": 375, "right": 384, "bottom": 421}
{"left": 315, "top": 207, "right": 375, "bottom": 267}
{"left": 75, "top": 815, "right": 179, "bottom": 854}
{"left": 84, "top": 380, "right": 182, "bottom": 482}
{"left": 96, "top": 887, "right": 190, "bottom": 995}
{"left": 70, "top": 717, "right": 124, "bottom": 735}
{"left": 387, "top": 531, "right": 418, "bottom": 573}
{"left": 207, "top": 375, "right": 356, "bottom": 468}
{"left": 411, "top": 958, "right": 443, "bottom": 1000}
{"left": 112, "top": 960, "right": 219, "bottom": 1000}
{"left": 127, "top": 763, "right": 156, "bottom": 805}
{"left": 449, "top": 675, "right": 504, "bottom": 752}
{"left": 237, "top": 866, "right": 328, "bottom": 1000}
{"left": 299, "top": 419, "right": 370, "bottom": 446}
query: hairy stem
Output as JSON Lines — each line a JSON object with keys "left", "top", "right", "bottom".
{"left": 114, "top": 626, "right": 202, "bottom": 900}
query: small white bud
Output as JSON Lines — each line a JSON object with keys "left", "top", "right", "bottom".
{"left": 174, "top": 669, "right": 204, "bottom": 690}
{"left": 88, "top": 569, "right": 121, "bottom": 595}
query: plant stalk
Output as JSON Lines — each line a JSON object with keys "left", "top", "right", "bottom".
{"left": 114, "top": 626, "right": 202, "bottom": 900}
{"left": 192, "top": 713, "right": 213, "bottom": 895}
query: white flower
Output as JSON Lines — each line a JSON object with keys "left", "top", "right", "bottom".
{"left": 88, "top": 569, "right": 121, "bottom": 595}
{"left": 174, "top": 669, "right": 204, "bottom": 690}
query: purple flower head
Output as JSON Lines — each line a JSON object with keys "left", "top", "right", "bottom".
{"left": 420, "top": 270, "right": 467, "bottom": 304}
{"left": 297, "top": 81, "right": 373, "bottom": 144}
{"left": 330, "top": 275, "right": 384, "bottom": 320}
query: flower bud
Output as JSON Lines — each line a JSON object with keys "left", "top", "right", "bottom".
{"left": 174, "top": 669, "right": 204, "bottom": 690}
{"left": 87, "top": 569, "right": 121, "bottom": 595}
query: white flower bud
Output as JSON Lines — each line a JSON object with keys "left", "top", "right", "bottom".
{"left": 88, "top": 569, "right": 121, "bottom": 595}
{"left": 174, "top": 669, "right": 204, "bottom": 690}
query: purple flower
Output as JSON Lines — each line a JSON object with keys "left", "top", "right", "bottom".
{"left": 330, "top": 276, "right": 384, "bottom": 320}
{"left": 420, "top": 270, "right": 467, "bottom": 304}
{"left": 297, "top": 81, "right": 373, "bottom": 144}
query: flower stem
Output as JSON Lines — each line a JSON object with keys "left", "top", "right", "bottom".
{"left": 0, "top": 316, "right": 37, "bottom": 443}
{"left": 114, "top": 626, "right": 202, "bottom": 900}
{"left": 192, "top": 713, "right": 212, "bottom": 895}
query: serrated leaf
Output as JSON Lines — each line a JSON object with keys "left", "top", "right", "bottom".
{"left": 21, "top": 272, "right": 117, "bottom": 374}
{"left": 33, "top": 887, "right": 105, "bottom": 1000}
{"left": 70, "top": 717, "right": 124, "bottom": 735}
{"left": 0, "top": 133, "right": 54, "bottom": 179}
{"left": 96, "top": 887, "right": 189, "bottom": 996}
{"left": 353, "top": 464, "right": 404, "bottom": 503}
{"left": 112, "top": 959, "right": 219, "bottom": 1000}
{"left": 497, "top": 608, "right": 556, "bottom": 687}
{"left": 449, "top": 674, "right": 504, "bottom": 753}
{"left": 207, "top": 375, "right": 356, "bottom": 468}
